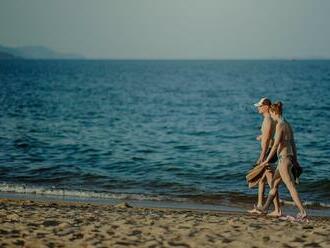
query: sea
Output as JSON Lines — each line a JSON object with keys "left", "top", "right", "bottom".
{"left": 0, "top": 60, "right": 329, "bottom": 215}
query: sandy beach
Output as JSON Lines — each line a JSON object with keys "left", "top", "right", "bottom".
{"left": 0, "top": 198, "right": 329, "bottom": 248}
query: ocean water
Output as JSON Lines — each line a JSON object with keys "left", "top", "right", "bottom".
{"left": 0, "top": 60, "right": 329, "bottom": 210}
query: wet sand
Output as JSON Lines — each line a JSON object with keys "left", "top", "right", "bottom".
{"left": 0, "top": 198, "right": 329, "bottom": 248}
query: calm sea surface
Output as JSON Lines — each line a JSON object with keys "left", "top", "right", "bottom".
{"left": 0, "top": 60, "right": 329, "bottom": 209}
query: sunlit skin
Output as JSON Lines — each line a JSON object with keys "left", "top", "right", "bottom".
{"left": 257, "top": 107, "right": 307, "bottom": 218}
{"left": 248, "top": 103, "right": 281, "bottom": 217}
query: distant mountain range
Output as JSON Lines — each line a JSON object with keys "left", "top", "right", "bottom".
{"left": 0, "top": 44, "right": 84, "bottom": 59}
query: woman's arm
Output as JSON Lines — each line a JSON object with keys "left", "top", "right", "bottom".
{"left": 264, "top": 123, "right": 283, "bottom": 164}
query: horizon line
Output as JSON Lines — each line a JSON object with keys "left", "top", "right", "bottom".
{"left": 3, "top": 57, "right": 330, "bottom": 61}
{"left": 1, "top": 43, "right": 330, "bottom": 60}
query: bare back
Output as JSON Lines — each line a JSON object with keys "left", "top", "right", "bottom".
{"left": 277, "top": 118, "right": 294, "bottom": 158}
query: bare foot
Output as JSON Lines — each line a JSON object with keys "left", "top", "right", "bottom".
{"left": 247, "top": 208, "right": 260, "bottom": 214}
{"left": 267, "top": 210, "right": 282, "bottom": 217}
{"left": 247, "top": 204, "right": 262, "bottom": 214}
{"left": 254, "top": 208, "right": 265, "bottom": 215}
{"left": 248, "top": 205, "right": 265, "bottom": 215}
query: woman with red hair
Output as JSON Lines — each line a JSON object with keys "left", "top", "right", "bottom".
{"left": 257, "top": 102, "right": 307, "bottom": 220}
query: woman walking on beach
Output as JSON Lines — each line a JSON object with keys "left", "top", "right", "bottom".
{"left": 257, "top": 102, "right": 307, "bottom": 219}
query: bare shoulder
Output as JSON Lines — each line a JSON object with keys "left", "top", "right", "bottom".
{"left": 264, "top": 117, "right": 272, "bottom": 124}
{"left": 287, "top": 122, "right": 294, "bottom": 131}
{"left": 276, "top": 122, "right": 285, "bottom": 131}
{"left": 262, "top": 117, "right": 272, "bottom": 128}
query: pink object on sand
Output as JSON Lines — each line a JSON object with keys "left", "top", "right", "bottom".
{"left": 279, "top": 215, "right": 309, "bottom": 223}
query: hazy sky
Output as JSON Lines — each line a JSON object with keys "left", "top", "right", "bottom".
{"left": 1, "top": 0, "right": 330, "bottom": 59}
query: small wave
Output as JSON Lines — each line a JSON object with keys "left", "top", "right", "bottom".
{"left": 299, "top": 179, "right": 330, "bottom": 198}
{"left": 1, "top": 182, "right": 330, "bottom": 210}
{"left": 178, "top": 193, "right": 330, "bottom": 209}
{"left": 173, "top": 145, "right": 193, "bottom": 150}
{"left": 0, "top": 183, "right": 180, "bottom": 202}
{"left": 281, "top": 199, "right": 330, "bottom": 209}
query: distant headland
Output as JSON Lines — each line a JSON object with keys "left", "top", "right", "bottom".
{"left": 0, "top": 44, "right": 84, "bottom": 60}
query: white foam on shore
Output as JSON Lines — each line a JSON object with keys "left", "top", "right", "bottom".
{"left": 281, "top": 199, "right": 330, "bottom": 208}
{"left": 0, "top": 182, "right": 184, "bottom": 202}
{"left": 1, "top": 182, "right": 329, "bottom": 209}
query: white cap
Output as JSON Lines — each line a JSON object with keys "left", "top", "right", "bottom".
{"left": 254, "top": 97, "right": 271, "bottom": 107}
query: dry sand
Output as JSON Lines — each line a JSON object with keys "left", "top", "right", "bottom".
{"left": 0, "top": 198, "right": 329, "bottom": 248}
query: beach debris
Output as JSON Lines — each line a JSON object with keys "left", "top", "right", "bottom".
{"left": 7, "top": 213, "right": 20, "bottom": 221}
{"left": 279, "top": 215, "right": 310, "bottom": 223}
{"left": 115, "top": 202, "right": 133, "bottom": 208}
{"left": 42, "top": 220, "right": 60, "bottom": 227}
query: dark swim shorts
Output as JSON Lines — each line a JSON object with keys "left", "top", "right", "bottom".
{"left": 266, "top": 148, "right": 278, "bottom": 164}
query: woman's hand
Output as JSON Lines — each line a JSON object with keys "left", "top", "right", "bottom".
{"left": 259, "top": 160, "right": 268, "bottom": 167}
{"left": 256, "top": 135, "right": 262, "bottom": 141}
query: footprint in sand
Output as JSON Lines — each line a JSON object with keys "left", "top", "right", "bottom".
{"left": 43, "top": 220, "right": 60, "bottom": 227}
{"left": 12, "top": 240, "right": 25, "bottom": 246}
{"left": 292, "top": 237, "right": 305, "bottom": 243}
{"left": 128, "top": 230, "right": 142, "bottom": 236}
{"left": 168, "top": 241, "right": 191, "bottom": 247}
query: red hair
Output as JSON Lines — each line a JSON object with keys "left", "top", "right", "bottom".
{"left": 270, "top": 101, "right": 283, "bottom": 115}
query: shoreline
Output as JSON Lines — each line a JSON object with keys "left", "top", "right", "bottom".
{"left": 1, "top": 191, "right": 330, "bottom": 217}
{"left": 0, "top": 192, "right": 244, "bottom": 213}
{"left": 1, "top": 196, "right": 330, "bottom": 247}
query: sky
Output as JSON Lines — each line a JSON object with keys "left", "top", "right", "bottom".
{"left": 0, "top": 0, "right": 330, "bottom": 59}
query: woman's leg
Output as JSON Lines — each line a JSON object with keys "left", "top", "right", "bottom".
{"left": 260, "top": 173, "right": 282, "bottom": 213}
{"left": 265, "top": 169, "right": 282, "bottom": 216}
{"left": 278, "top": 158, "right": 306, "bottom": 217}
